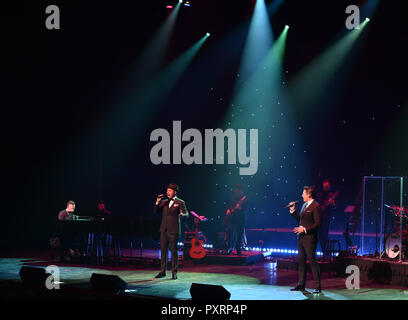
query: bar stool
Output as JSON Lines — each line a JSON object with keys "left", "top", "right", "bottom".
{"left": 323, "top": 239, "right": 341, "bottom": 277}
{"left": 105, "top": 233, "right": 122, "bottom": 264}
{"left": 86, "top": 233, "right": 104, "bottom": 265}
{"left": 323, "top": 239, "right": 341, "bottom": 262}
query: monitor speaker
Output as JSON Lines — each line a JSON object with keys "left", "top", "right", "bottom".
{"left": 190, "top": 283, "right": 231, "bottom": 300}
{"left": 90, "top": 273, "right": 127, "bottom": 294}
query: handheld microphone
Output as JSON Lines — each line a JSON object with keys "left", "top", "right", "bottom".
{"left": 284, "top": 201, "right": 299, "bottom": 208}
{"left": 157, "top": 194, "right": 167, "bottom": 202}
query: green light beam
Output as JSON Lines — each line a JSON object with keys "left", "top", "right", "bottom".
{"left": 213, "top": 26, "right": 311, "bottom": 199}
{"left": 128, "top": 2, "right": 182, "bottom": 85}
{"left": 102, "top": 34, "right": 210, "bottom": 166}
{"left": 288, "top": 19, "right": 370, "bottom": 113}
{"left": 237, "top": 0, "right": 274, "bottom": 83}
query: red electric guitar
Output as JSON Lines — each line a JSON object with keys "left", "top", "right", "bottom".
{"left": 224, "top": 195, "right": 247, "bottom": 225}
{"left": 321, "top": 192, "right": 339, "bottom": 210}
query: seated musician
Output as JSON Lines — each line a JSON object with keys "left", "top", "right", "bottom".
{"left": 95, "top": 201, "right": 112, "bottom": 221}
{"left": 58, "top": 200, "right": 76, "bottom": 220}
{"left": 57, "top": 200, "right": 77, "bottom": 261}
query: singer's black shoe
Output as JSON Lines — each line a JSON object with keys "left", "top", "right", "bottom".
{"left": 290, "top": 285, "right": 305, "bottom": 291}
{"left": 172, "top": 273, "right": 177, "bottom": 280}
{"left": 155, "top": 272, "right": 166, "bottom": 279}
{"left": 226, "top": 248, "right": 233, "bottom": 255}
{"left": 312, "top": 288, "right": 321, "bottom": 294}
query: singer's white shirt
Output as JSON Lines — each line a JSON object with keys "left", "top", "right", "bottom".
{"left": 169, "top": 197, "right": 176, "bottom": 207}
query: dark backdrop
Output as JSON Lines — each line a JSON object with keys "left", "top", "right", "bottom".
{"left": 3, "top": 0, "right": 407, "bottom": 249}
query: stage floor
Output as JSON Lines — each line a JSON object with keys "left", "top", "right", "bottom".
{"left": 1, "top": 250, "right": 408, "bottom": 300}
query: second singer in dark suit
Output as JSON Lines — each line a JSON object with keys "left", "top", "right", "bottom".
{"left": 154, "top": 183, "right": 188, "bottom": 280}
{"left": 289, "top": 186, "right": 322, "bottom": 293}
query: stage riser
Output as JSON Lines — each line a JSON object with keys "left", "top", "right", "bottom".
{"left": 344, "top": 257, "right": 408, "bottom": 286}
{"left": 277, "top": 258, "right": 341, "bottom": 274}
{"left": 203, "top": 254, "right": 265, "bottom": 266}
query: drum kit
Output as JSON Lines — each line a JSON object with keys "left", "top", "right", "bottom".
{"left": 383, "top": 204, "right": 408, "bottom": 259}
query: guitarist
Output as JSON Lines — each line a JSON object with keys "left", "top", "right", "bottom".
{"left": 317, "top": 180, "right": 338, "bottom": 255}
{"left": 224, "top": 184, "right": 248, "bottom": 255}
{"left": 154, "top": 183, "right": 189, "bottom": 280}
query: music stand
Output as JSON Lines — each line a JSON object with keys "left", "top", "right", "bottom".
{"left": 190, "top": 211, "right": 208, "bottom": 222}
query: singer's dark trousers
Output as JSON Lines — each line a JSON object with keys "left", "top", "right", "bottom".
{"left": 297, "top": 234, "right": 321, "bottom": 289}
{"left": 160, "top": 231, "right": 179, "bottom": 274}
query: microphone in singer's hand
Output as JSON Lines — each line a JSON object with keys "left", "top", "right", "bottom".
{"left": 285, "top": 201, "right": 299, "bottom": 208}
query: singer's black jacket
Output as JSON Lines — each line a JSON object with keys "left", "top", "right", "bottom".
{"left": 154, "top": 197, "right": 189, "bottom": 235}
{"left": 291, "top": 200, "right": 322, "bottom": 239}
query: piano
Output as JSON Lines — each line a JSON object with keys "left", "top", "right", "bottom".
{"left": 57, "top": 215, "right": 161, "bottom": 238}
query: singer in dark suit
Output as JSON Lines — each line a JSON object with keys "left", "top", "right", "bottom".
{"left": 288, "top": 186, "right": 322, "bottom": 294}
{"left": 154, "top": 183, "right": 189, "bottom": 280}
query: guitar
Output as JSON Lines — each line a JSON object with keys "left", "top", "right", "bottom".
{"left": 189, "top": 217, "right": 206, "bottom": 259}
{"left": 321, "top": 191, "right": 339, "bottom": 210}
{"left": 224, "top": 195, "right": 247, "bottom": 225}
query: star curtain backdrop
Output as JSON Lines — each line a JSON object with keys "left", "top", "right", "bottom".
{"left": 3, "top": 0, "right": 408, "bottom": 249}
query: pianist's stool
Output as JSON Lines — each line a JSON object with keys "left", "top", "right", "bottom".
{"left": 86, "top": 233, "right": 104, "bottom": 265}
{"left": 323, "top": 239, "right": 341, "bottom": 277}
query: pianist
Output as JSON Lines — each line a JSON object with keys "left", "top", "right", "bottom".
{"left": 57, "top": 200, "right": 77, "bottom": 261}
{"left": 95, "top": 201, "right": 112, "bottom": 221}
{"left": 58, "top": 200, "right": 76, "bottom": 220}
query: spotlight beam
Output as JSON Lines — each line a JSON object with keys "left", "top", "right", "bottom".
{"left": 101, "top": 34, "right": 210, "bottom": 169}
{"left": 237, "top": 0, "right": 274, "bottom": 83}
{"left": 288, "top": 19, "right": 370, "bottom": 114}
{"left": 126, "top": 1, "right": 182, "bottom": 86}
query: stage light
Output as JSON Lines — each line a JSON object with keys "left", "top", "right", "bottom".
{"left": 166, "top": 5, "right": 173, "bottom": 9}
{"left": 184, "top": 1, "right": 191, "bottom": 7}
{"left": 206, "top": 32, "right": 210, "bottom": 37}
{"left": 284, "top": 25, "right": 289, "bottom": 29}
{"left": 365, "top": 17, "right": 370, "bottom": 22}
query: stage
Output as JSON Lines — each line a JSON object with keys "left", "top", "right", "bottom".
{"left": 2, "top": 249, "right": 408, "bottom": 300}
{"left": 3, "top": 1, "right": 408, "bottom": 306}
